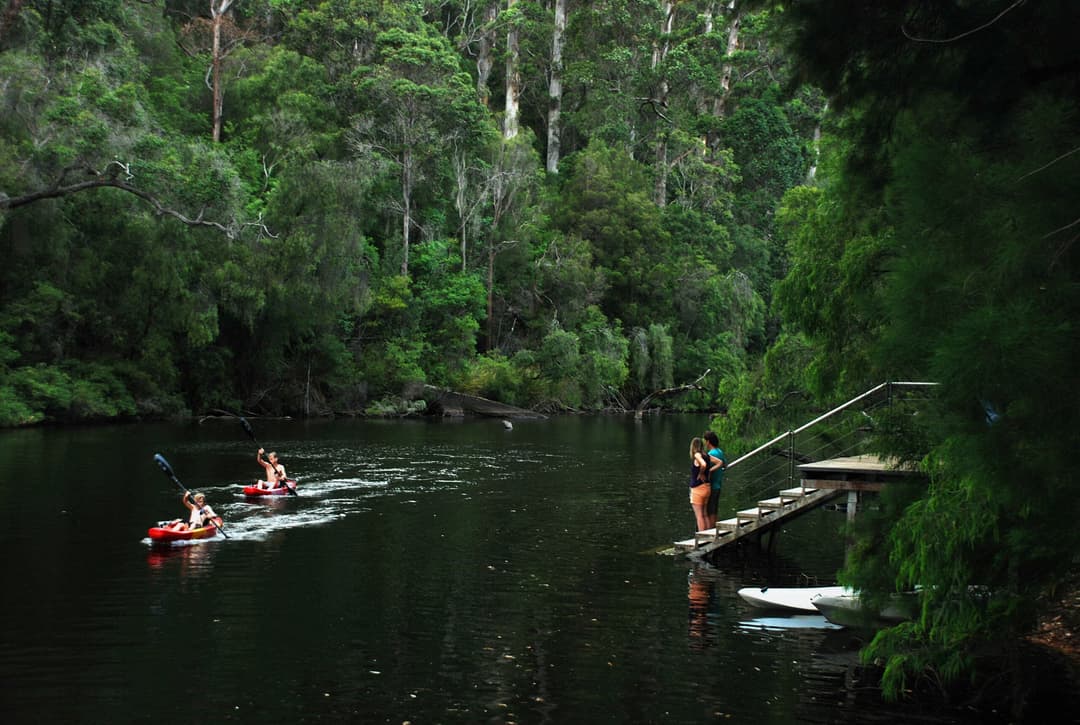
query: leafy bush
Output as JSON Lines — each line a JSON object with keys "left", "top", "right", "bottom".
{"left": 364, "top": 397, "right": 426, "bottom": 417}
{"left": 452, "top": 351, "right": 523, "bottom": 405}
{"left": 358, "top": 337, "right": 426, "bottom": 398}
{"left": 578, "top": 306, "right": 628, "bottom": 407}
{"left": 0, "top": 361, "right": 137, "bottom": 426}
{"left": 0, "top": 384, "right": 43, "bottom": 426}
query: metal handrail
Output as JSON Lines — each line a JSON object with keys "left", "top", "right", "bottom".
{"left": 725, "top": 382, "right": 937, "bottom": 487}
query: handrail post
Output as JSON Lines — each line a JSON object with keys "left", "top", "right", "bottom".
{"left": 787, "top": 430, "right": 795, "bottom": 488}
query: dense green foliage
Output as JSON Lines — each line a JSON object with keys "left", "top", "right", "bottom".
{"left": 0, "top": 0, "right": 815, "bottom": 423}
{"left": 768, "top": 0, "right": 1080, "bottom": 711}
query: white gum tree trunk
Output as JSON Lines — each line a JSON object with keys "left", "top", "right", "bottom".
{"left": 546, "top": 0, "right": 567, "bottom": 173}
{"left": 710, "top": 0, "right": 741, "bottom": 145}
{"left": 477, "top": 2, "right": 499, "bottom": 108}
{"left": 652, "top": 1, "right": 675, "bottom": 206}
{"left": 210, "top": 0, "right": 236, "bottom": 143}
{"left": 504, "top": 0, "right": 521, "bottom": 139}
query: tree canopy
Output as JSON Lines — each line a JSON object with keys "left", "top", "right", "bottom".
{"left": 1, "top": 0, "right": 812, "bottom": 422}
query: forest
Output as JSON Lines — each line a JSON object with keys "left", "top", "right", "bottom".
{"left": 2, "top": 0, "right": 1079, "bottom": 713}
{"left": 1, "top": 0, "right": 813, "bottom": 424}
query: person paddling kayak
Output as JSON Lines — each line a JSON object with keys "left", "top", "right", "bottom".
{"left": 255, "top": 448, "right": 288, "bottom": 490}
{"left": 164, "top": 491, "right": 221, "bottom": 532}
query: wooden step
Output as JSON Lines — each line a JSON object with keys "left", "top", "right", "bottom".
{"left": 779, "top": 486, "right": 817, "bottom": 502}
{"left": 676, "top": 525, "right": 737, "bottom": 551}
{"left": 697, "top": 529, "right": 733, "bottom": 544}
{"left": 736, "top": 507, "right": 770, "bottom": 522}
{"left": 757, "top": 496, "right": 791, "bottom": 510}
{"left": 715, "top": 517, "right": 743, "bottom": 531}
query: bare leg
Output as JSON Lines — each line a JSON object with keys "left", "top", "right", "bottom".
{"left": 692, "top": 504, "right": 707, "bottom": 533}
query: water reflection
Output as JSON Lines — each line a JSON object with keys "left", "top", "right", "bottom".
{"left": 687, "top": 564, "right": 715, "bottom": 650}
{"left": 145, "top": 539, "right": 219, "bottom": 577}
{"left": 737, "top": 614, "right": 843, "bottom": 632}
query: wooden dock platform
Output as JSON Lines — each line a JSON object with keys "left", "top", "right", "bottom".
{"left": 797, "top": 454, "right": 918, "bottom": 491}
{"left": 674, "top": 455, "right": 922, "bottom": 557}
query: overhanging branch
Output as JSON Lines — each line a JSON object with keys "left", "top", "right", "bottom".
{"left": 0, "top": 163, "right": 274, "bottom": 239}
{"left": 637, "top": 96, "right": 672, "bottom": 124}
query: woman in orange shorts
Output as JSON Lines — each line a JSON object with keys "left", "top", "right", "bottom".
{"left": 688, "top": 437, "right": 710, "bottom": 533}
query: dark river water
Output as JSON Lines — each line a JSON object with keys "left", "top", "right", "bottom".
{"left": 0, "top": 415, "right": 1058, "bottom": 723}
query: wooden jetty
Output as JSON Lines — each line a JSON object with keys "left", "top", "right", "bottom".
{"left": 674, "top": 454, "right": 922, "bottom": 558}
{"left": 797, "top": 455, "right": 921, "bottom": 522}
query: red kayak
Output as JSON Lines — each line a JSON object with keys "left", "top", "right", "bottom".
{"left": 243, "top": 482, "right": 297, "bottom": 496}
{"left": 148, "top": 520, "right": 222, "bottom": 542}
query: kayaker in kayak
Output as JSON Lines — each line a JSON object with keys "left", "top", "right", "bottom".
{"left": 255, "top": 448, "right": 287, "bottom": 490}
{"left": 164, "top": 491, "right": 221, "bottom": 531}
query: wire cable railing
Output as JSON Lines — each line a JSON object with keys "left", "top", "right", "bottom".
{"left": 726, "top": 382, "right": 937, "bottom": 502}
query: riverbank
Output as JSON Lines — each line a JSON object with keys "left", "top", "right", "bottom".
{"left": 1028, "top": 570, "right": 1080, "bottom": 670}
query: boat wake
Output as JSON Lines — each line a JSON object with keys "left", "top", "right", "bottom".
{"left": 214, "top": 504, "right": 348, "bottom": 541}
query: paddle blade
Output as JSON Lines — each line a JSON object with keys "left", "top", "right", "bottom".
{"left": 211, "top": 517, "right": 226, "bottom": 532}
{"left": 153, "top": 453, "right": 175, "bottom": 478}
{"left": 239, "top": 416, "right": 256, "bottom": 442}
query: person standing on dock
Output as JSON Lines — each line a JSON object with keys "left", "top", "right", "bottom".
{"left": 703, "top": 430, "right": 726, "bottom": 530}
{"left": 689, "top": 437, "right": 711, "bottom": 532}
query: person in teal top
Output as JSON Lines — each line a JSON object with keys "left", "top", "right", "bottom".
{"left": 703, "top": 430, "right": 726, "bottom": 529}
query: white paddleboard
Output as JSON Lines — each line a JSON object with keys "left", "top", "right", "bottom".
{"left": 812, "top": 592, "right": 915, "bottom": 626}
{"left": 737, "top": 585, "right": 852, "bottom": 613}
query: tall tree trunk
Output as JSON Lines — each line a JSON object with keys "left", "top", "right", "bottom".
{"left": 454, "top": 150, "right": 469, "bottom": 270}
{"left": 696, "top": 3, "right": 715, "bottom": 117}
{"left": 483, "top": 141, "right": 527, "bottom": 350}
{"left": 546, "top": 0, "right": 567, "bottom": 174}
{"left": 806, "top": 101, "right": 827, "bottom": 182}
{"left": 485, "top": 163, "right": 507, "bottom": 351}
{"left": 486, "top": 242, "right": 496, "bottom": 350}
{"left": 653, "top": 132, "right": 668, "bottom": 206}
{"left": 210, "top": 0, "right": 236, "bottom": 143}
{"left": 504, "top": 0, "right": 521, "bottom": 139}
{"left": 401, "top": 148, "right": 413, "bottom": 275}
{"left": 708, "top": 0, "right": 740, "bottom": 149}
{"left": 652, "top": 1, "right": 675, "bottom": 206}
{"left": 703, "top": 3, "right": 714, "bottom": 34}
{"left": 477, "top": 2, "right": 499, "bottom": 108}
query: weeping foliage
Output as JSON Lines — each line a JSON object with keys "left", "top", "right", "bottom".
{"left": 773, "top": 182, "right": 889, "bottom": 396}
{"left": 771, "top": 0, "right": 1080, "bottom": 706}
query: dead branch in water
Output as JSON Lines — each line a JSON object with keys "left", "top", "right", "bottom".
{"left": 634, "top": 369, "right": 711, "bottom": 419}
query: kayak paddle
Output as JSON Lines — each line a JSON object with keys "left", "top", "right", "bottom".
{"left": 239, "top": 416, "right": 298, "bottom": 496}
{"left": 153, "top": 453, "right": 229, "bottom": 538}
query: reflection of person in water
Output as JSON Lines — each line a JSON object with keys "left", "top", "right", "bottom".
{"left": 146, "top": 537, "right": 215, "bottom": 573}
{"left": 687, "top": 570, "right": 713, "bottom": 649}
